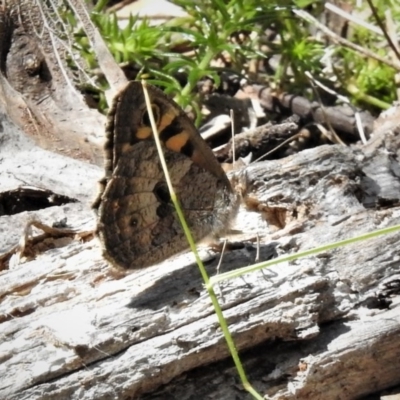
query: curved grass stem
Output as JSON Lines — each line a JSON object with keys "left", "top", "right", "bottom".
{"left": 142, "top": 80, "right": 264, "bottom": 400}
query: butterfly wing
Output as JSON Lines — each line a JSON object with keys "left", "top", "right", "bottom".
{"left": 94, "top": 82, "right": 239, "bottom": 269}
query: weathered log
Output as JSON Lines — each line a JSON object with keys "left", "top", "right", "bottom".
{"left": 1, "top": 1, "right": 400, "bottom": 400}
{"left": 1, "top": 111, "right": 400, "bottom": 399}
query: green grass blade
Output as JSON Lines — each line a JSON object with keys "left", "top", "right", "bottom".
{"left": 141, "top": 80, "right": 264, "bottom": 400}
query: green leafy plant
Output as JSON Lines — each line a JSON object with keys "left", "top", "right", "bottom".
{"left": 66, "top": 0, "right": 399, "bottom": 115}
{"left": 74, "top": 1, "right": 295, "bottom": 114}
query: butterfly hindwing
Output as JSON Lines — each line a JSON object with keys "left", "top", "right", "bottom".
{"left": 94, "top": 82, "right": 239, "bottom": 269}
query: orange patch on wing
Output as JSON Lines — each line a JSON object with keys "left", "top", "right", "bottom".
{"left": 166, "top": 131, "right": 189, "bottom": 152}
{"left": 136, "top": 127, "right": 152, "bottom": 139}
{"left": 158, "top": 109, "right": 178, "bottom": 133}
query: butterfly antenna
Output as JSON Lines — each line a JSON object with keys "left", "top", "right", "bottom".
{"left": 230, "top": 109, "right": 236, "bottom": 164}
{"left": 216, "top": 238, "right": 228, "bottom": 276}
{"left": 255, "top": 232, "right": 260, "bottom": 264}
{"left": 215, "top": 238, "right": 228, "bottom": 299}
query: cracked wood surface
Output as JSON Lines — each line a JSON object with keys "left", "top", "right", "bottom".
{"left": 1, "top": 113, "right": 400, "bottom": 399}
{"left": 1, "top": 1, "right": 400, "bottom": 399}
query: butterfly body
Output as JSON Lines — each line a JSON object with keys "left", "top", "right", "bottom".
{"left": 94, "top": 82, "right": 239, "bottom": 269}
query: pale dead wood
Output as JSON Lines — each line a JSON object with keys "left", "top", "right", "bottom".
{"left": 66, "top": 0, "right": 128, "bottom": 100}
{"left": 0, "top": 0, "right": 105, "bottom": 164}
{"left": 1, "top": 1, "right": 400, "bottom": 400}
{"left": 1, "top": 124, "right": 400, "bottom": 399}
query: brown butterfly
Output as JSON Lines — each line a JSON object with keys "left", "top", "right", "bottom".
{"left": 93, "top": 82, "right": 239, "bottom": 269}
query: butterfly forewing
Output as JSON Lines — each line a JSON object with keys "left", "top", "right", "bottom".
{"left": 94, "top": 81, "right": 239, "bottom": 269}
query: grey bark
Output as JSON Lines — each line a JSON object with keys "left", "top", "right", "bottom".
{"left": 1, "top": 1, "right": 400, "bottom": 400}
{"left": 1, "top": 112, "right": 400, "bottom": 399}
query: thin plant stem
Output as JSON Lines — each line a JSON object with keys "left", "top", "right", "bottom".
{"left": 141, "top": 80, "right": 264, "bottom": 400}
{"left": 209, "top": 223, "right": 400, "bottom": 286}
{"left": 293, "top": 8, "right": 400, "bottom": 72}
{"left": 365, "top": 0, "right": 400, "bottom": 61}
